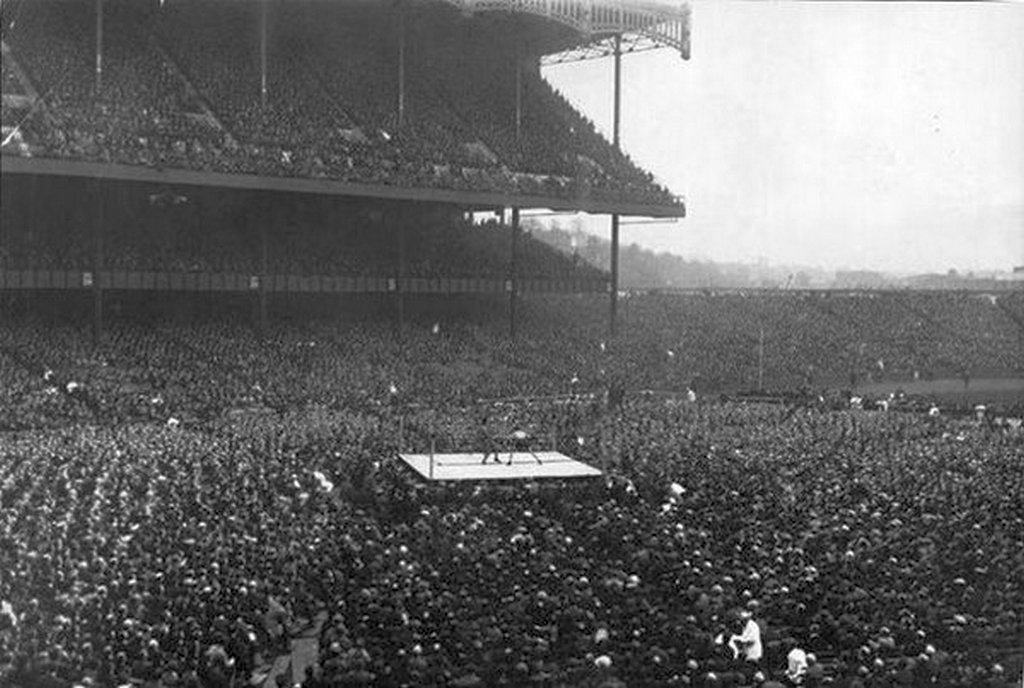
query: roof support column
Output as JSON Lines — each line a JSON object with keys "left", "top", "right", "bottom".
{"left": 260, "top": 0, "right": 268, "bottom": 108}
{"left": 94, "top": 0, "right": 104, "bottom": 92}
{"left": 258, "top": 206, "right": 268, "bottom": 336}
{"left": 397, "top": 7, "right": 406, "bottom": 128}
{"left": 514, "top": 54, "right": 522, "bottom": 143}
{"left": 26, "top": 175, "right": 37, "bottom": 253}
{"left": 92, "top": 179, "right": 104, "bottom": 345}
{"left": 509, "top": 207, "right": 520, "bottom": 340}
{"left": 758, "top": 324, "right": 765, "bottom": 392}
{"left": 610, "top": 214, "right": 619, "bottom": 336}
{"left": 613, "top": 35, "right": 622, "bottom": 149}
{"left": 609, "top": 34, "right": 622, "bottom": 337}
{"left": 396, "top": 213, "right": 406, "bottom": 337}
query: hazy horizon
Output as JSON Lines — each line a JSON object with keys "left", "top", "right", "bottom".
{"left": 542, "top": 1, "right": 1024, "bottom": 274}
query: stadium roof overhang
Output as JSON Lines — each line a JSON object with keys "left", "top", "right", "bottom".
{"left": 1, "top": 156, "right": 687, "bottom": 218}
{"left": 127, "top": 0, "right": 691, "bottom": 62}
{"left": 442, "top": 0, "right": 692, "bottom": 63}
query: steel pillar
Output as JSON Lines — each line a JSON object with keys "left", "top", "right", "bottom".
{"left": 95, "top": 0, "right": 104, "bottom": 92}
{"left": 514, "top": 58, "right": 522, "bottom": 142}
{"left": 609, "top": 34, "right": 622, "bottom": 336}
{"left": 260, "top": 0, "right": 268, "bottom": 107}
{"left": 259, "top": 210, "right": 268, "bottom": 334}
{"left": 396, "top": 214, "right": 406, "bottom": 334}
{"left": 92, "top": 180, "right": 104, "bottom": 344}
{"left": 397, "top": 8, "right": 406, "bottom": 127}
{"left": 510, "top": 207, "right": 520, "bottom": 339}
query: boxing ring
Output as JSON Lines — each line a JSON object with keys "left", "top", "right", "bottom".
{"left": 399, "top": 451, "right": 602, "bottom": 481}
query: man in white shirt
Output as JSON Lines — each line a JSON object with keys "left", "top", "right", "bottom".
{"left": 786, "top": 647, "right": 808, "bottom": 684}
{"left": 715, "top": 609, "right": 763, "bottom": 673}
{"left": 729, "top": 610, "right": 763, "bottom": 663}
{"left": 711, "top": 609, "right": 763, "bottom": 686}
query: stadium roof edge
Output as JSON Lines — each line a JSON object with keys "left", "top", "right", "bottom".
{"left": 444, "top": 0, "right": 691, "bottom": 60}
{"left": 0, "top": 156, "right": 687, "bottom": 219}
{"left": 140, "top": 0, "right": 691, "bottom": 60}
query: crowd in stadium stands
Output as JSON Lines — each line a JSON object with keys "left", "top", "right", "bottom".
{"left": 0, "top": 196, "right": 604, "bottom": 280}
{"left": 2, "top": 60, "right": 24, "bottom": 94}
{"left": 0, "top": 239, "right": 1023, "bottom": 397}
{"left": 0, "top": 1, "right": 679, "bottom": 206}
{"left": 592, "top": 292, "right": 1024, "bottom": 394}
{"left": 0, "top": 291, "right": 1020, "bottom": 423}
{"left": 412, "top": 27, "right": 672, "bottom": 207}
{"left": 0, "top": 297, "right": 1021, "bottom": 687}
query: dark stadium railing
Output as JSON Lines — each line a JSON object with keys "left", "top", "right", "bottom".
{"left": 0, "top": 269, "right": 610, "bottom": 295}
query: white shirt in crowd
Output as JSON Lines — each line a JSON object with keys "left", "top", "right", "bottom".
{"left": 787, "top": 647, "right": 808, "bottom": 683}
{"left": 725, "top": 616, "right": 762, "bottom": 662}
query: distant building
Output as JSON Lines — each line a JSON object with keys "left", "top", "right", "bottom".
{"left": 833, "top": 270, "right": 891, "bottom": 289}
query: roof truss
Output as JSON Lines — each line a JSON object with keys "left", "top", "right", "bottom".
{"left": 443, "top": 0, "right": 691, "bottom": 60}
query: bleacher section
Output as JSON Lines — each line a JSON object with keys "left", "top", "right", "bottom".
{"left": 1, "top": 292, "right": 1021, "bottom": 431}
{"left": 0, "top": 0, "right": 680, "bottom": 207}
{"left": 0, "top": 174, "right": 606, "bottom": 285}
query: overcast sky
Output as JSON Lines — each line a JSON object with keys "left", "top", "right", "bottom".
{"left": 543, "top": 1, "right": 1024, "bottom": 274}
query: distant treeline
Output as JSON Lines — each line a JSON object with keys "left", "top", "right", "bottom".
{"left": 527, "top": 221, "right": 1023, "bottom": 291}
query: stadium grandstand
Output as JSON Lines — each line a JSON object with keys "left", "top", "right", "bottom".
{"left": 1, "top": 0, "right": 689, "bottom": 340}
{"left": 2, "top": 2, "right": 1023, "bottom": 688}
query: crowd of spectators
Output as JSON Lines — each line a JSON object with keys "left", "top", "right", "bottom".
{"left": 414, "top": 26, "right": 677, "bottom": 207}
{"left": 3, "top": 1, "right": 230, "bottom": 168}
{"left": 0, "top": 288, "right": 1022, "bottom": 429}
{"left": 2, "top": 59, "right": 25, "bottom": 95}
{"left": 3, "top": 179, "right": 1021, "bottom": 392}
{"left": 0, "top": 0, "right": 680, "bottom": 208}
{"left": 601, "top": 291, "right": 1024, "bottom": 394}
{"left": 1, "top": 327, "right": 1021, "bottom": 686}
{"left": 2, "top": 5, "right": 1021, "bottom": 686}
{"left": 0, "top": 185, "right": 602, "bottom": 280}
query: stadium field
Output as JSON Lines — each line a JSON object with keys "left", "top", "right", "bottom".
{"left": 855, "top": 376, "right": 1024, "bottom": 407}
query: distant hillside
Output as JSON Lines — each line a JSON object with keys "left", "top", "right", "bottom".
{"left": 527, "top": 221, "right": 831, "bottom": 290}
{"left": 527, "top": 221, "right": 1023, "bottom": 291}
